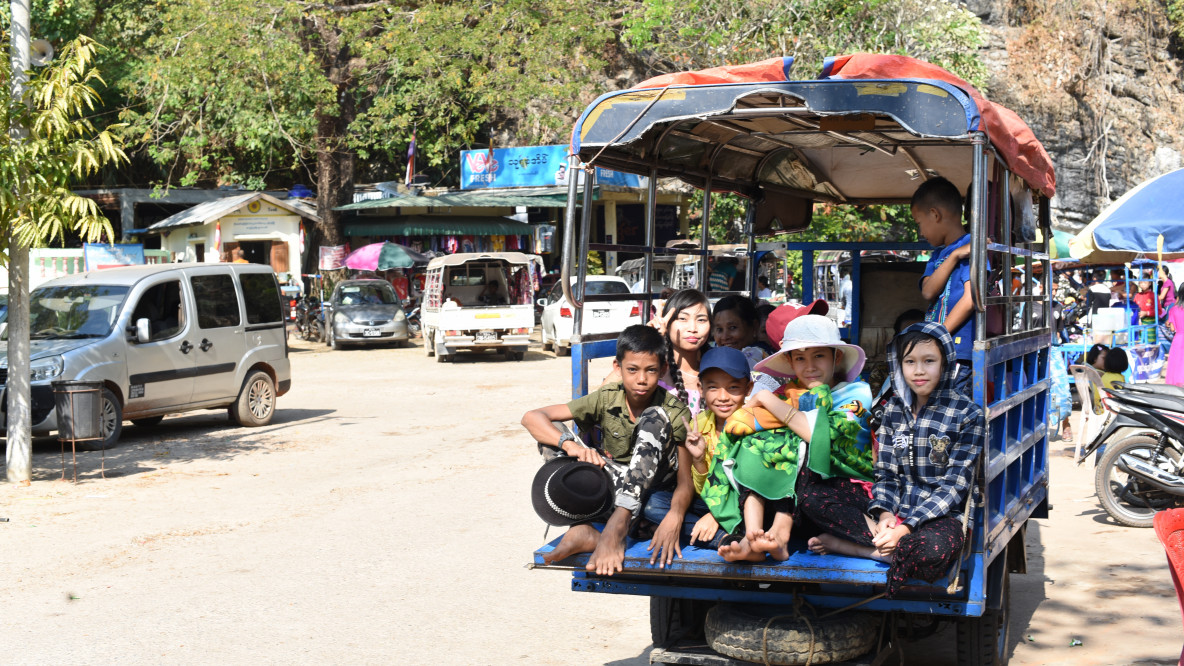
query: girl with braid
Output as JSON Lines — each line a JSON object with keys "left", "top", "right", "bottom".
{"left": 654, "top": 290, "right": 712, "bottom": 416}
{"left": 604, "top": 289, "right": 711, "bottom": 415}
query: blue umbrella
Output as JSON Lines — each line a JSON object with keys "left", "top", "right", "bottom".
{"left": 1070, "top": 168, "right": 1184, "bottom": 263}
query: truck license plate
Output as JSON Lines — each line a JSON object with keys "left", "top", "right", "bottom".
{"left": 475, "top": 330, "right": 497, "bottom": 342}
{"left": 363, "top": 328, "right": 381, "bottom": 337}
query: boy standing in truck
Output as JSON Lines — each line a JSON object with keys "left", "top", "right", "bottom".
{"left": 913, "top": 177, "right": 975, "bottom": 396}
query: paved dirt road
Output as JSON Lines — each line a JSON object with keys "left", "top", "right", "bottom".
{"left": 0, "top": 338, "right": 1179, "bottom": 665}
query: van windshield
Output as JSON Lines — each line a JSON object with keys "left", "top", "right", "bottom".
{"left": 28, "top": 285, "right": 130, "bottom": 339}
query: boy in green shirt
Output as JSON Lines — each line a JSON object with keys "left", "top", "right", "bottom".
{"left": 522, "top": 325, "right": 691, "bottom": 576}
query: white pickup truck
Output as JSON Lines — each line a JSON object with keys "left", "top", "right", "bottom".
{"left": 421, "top": 252, "right": 540, "bottom": 362}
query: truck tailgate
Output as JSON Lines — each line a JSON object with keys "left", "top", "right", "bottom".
{"left": 440, "top": 305, "right": 533, "bottom": 330}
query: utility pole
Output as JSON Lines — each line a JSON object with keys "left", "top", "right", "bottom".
{"left": 7, "top": 0, "right": 33, "bottom": 483}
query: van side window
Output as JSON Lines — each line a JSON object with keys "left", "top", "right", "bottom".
{"left": 191, "top": 274, "right": 242, "bottom": 329}
{"left": 240, "top": 273, "right": 282, "bottom": 324}
{"left": 131, "top": 281, "right": 184, "bottom": 341}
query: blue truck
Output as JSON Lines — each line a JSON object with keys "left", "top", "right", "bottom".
{"left": 532, "top": 54, "right": 1055, "bottom": 666}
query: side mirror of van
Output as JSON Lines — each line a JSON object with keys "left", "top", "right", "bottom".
{"left": 134, "top": 318, "right": 151, "bottom": 344}
{"left": 536, "top": 298, "right": 548, "bottom": 308}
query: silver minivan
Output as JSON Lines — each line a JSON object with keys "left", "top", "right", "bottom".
{"left": 0, "top": 263, "right": 292, "bottom": 450}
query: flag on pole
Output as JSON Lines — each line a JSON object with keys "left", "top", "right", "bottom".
{"left": 214, "top": 222, "right": 222, "bottom": 254}
{"left": 405, "top": 128, "right": 417, "bottom": 185}
{"left": 298, "top": 222, "right": 306, "bottom": 256}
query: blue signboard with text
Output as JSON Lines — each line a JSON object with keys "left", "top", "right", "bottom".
{"left": 83, "top": 243, "right": 146, "bottom": 271}
{"left": 460, "top": 145, "right": 642, "bottom": 190}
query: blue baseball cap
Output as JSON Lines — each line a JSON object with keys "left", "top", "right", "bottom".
{"left": 699, "top": 346, "right": 751, "bottom": 381}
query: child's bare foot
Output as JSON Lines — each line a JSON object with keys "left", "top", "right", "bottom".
{"left": 586, "top": 508, "right": 630, "bottom": 576}
{"left": 544, "top": 524, "right": 600, "bottom": 564}
{"left": 718, "top": 536, "right": 766, "bottom": 562}
{"left": 808, "top": 533, "right": 890, "bottom": 562}
{"left": 751, "top": 513, "right": 792, "bottom": 561}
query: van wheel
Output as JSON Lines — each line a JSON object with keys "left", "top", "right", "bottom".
{"left": 77, "top": 388, "right": 122, "bottom": 451}
{"left": 541, "top": 327, "right": 552, "bottom": 351}
{"left": 231, "top": 370, "right": 276, "bottom": 427}
{"left": 556, "top": 340, "right": 570, "bottom": 357}
{"left": 328, "top": 325, "right": 342, "bottom": 350}
{"left": 131, "top": 416, "right": 164, "bottom": 427}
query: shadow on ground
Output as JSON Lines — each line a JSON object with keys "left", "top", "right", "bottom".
{"left": 5, "top": 406, "right": 336, "bottom": 483}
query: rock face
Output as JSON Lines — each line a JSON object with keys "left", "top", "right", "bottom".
{"left": 967, "top": 0, "right": 1184, "bottom": 229}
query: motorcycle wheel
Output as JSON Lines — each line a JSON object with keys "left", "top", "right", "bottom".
{"left": 1094, "top": 434, "right": 1182, "bottom": 528}
{"left": 313, "top": 321, "right": 325, "bottom": 344}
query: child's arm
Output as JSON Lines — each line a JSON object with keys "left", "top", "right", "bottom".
{"left": 868, "top": 420, "right": 902, "bottom": 519}
{"left": 520, "top": 404, "right": 606, "bottom": 467}
{"left": 941, "top": 280, "right": 975, "bottom": 335}
{"left": 649, "top": 444, "right": 694, "bottom": 567}
{"left": 902, "top": 411, "right": 985, "bottom": 529}
{"left": 920, "top": 244, "right": 971, "bottom": 301}
{"left": 748, "top": 389, "right": 813, "bottom": 441}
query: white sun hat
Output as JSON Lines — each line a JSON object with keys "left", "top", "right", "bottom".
{"left": 753, "top": 314, "right": 866, "bottom": 383}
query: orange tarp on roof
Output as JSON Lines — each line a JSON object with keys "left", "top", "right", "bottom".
{"left": 635, "top": 56, "right": 794, "bottom": 89}
{"left": 823, "top": 54, "right": 1056, "bottom": 197}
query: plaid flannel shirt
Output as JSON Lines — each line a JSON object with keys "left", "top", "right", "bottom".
{"left": 869, "top": 321, "right": 985, "bottom": 529}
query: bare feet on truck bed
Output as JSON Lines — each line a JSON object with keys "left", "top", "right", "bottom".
{"left": 544, "top": 524, "right": 600, "bottom": 565}
{"left": 718, "top": 536, "right": 765, "bottom": 562}
{"left": 586, "top": 508, "right": 629, "bottom": 576}
{"left": 751, "top": 516, "right": 792, "bottom": 561}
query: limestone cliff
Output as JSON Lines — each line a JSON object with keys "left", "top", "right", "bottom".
{"left": 967, "top": 0, "right": 1184, "bottom": 229}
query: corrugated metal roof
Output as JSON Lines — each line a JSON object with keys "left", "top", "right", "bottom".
{"left": 336, "top": 188, "right": 583, "bottom": 211}
{"left": 342, "top": 215, "right": 534, "bottom": 237}
{"left": 145, "top": 192, "right": 320, "bottom": 232}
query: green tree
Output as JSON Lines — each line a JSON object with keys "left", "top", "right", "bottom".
{"left": 0, "top": 36, "right": 127, "bottom": 251}
{"left": 118, "top": 0, "right": 614, "bottom": 255}
{"left": 621, "top": 0, "right": 987, "bottom": 88}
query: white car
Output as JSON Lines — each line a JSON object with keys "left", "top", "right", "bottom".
{"left": 539, "top": 276, "right": 641, "bottom": 356}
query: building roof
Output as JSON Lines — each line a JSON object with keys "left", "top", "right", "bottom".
{"left": 343, "top": 215, "right": 535, "bottom": 238}
{"left": 145, "top": 192, "right": 320, "bottom": 233}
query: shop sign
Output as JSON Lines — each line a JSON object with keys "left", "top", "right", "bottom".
{"left": 84, "top": 243, "right": 146, "bottom": 270}
{"left": 460, "top": 144, "right": 642, "bottom": 190}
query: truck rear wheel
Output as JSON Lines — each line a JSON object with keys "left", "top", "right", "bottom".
{"left": 957, "top": 555, "right": 1011, "bottom": 666}
{"left": 650, "top": 597, "right": 710, "bottom": 649}
{"left": 705, "top": 603, "right": 878, "bottom": 665}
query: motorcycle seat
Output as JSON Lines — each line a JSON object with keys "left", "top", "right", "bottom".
{"left": 1108, "top": 387, "right": 1184, "bottom": 414}
{"left": 1117, "top": 382, "right": 1184, "bottom": 399}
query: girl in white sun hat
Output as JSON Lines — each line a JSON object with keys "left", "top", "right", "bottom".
{"left": 698, "top": 314, "right": 874, "bottom": 563}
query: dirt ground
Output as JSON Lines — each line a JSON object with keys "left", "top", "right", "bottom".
{"left": 0, "top": 336, "right": 1180, "bottom": 665}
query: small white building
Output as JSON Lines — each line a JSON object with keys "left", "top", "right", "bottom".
{"left": 146, "top": 193, "right": 317, "bottom": 283}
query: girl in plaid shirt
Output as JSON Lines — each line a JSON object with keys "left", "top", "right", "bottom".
{"left": 805, "top": 322, "right": 984, "bottom": 598}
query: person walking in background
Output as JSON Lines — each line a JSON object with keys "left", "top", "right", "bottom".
{"left": 1159, "top": 266, "right": 1176, "bottom": 318}
{"left": 1166, "top": 284, "right": 1184, "bottom": 386}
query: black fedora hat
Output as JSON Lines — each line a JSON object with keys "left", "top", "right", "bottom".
{"left": 531, "top": 456, "right": 613, "bottom": 526}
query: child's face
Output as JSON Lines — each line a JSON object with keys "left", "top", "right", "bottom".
{"left": 669, "top": 303, "right": 711, "bottom": 353}
{"left": 615, "top": 351, "right": 664, "bottom": 402}
{"left": 911, "top": 204, "right": 943, "bottom": 246}
{"left": 901, "top": 339, "right": 943, "bottom": 401}
{"left": 788, "top": 346, "right": 839, "bottom": 388}
{"left": 713, "top": 309, "right": 756, "bottom": 351}
{"left": 701, "top": 368, "right": 751, "bottom": 421}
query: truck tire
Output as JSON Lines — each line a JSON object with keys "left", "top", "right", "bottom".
{"left": 424, "top": 329, "right": 435, "bottom": 357}
{"left": 957, "top": 560, "right": 1010, "bottom": 666}
{"left": 705, "top": 603, "right": 878, "bottom": 665}
{"left": 650, "top": 597, "right": 711, "bottom": 649}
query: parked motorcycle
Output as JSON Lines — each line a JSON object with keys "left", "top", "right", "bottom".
{"left": 406, "top": 304, "right": 421, "bottom": 337}
{"left": 294, "top": 295, "right": 326, "bottom": 343}
{"left": 1079, "top": 382, "right": 1184, "bottom": 527}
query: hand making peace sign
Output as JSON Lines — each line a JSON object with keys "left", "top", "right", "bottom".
{"left": 681, "top": 415, "right": 706, "bottom": 464}
{"left": 648, "top": 306, "right": 674, "bottom": 337}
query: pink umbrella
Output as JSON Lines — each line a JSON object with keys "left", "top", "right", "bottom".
{"left": 344, "top": 242, "right": 387, "bottom": 271}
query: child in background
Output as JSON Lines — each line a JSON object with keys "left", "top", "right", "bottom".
{"left": 806, "top": 323, "right": 984, "bottom": 598}
{"left": 712, "top": 296, "right": 770, "bottom": 369}
{"left": 698, "top": 315, "right": 872, "bottom": 562}
{"left": 754, "top": 303, "right": 778, "bottom": 354}
{"left": 1101, "top": 347, "right": 1129, "bottom": 389}
{"left": 912, "top": 177, "right": 975, "bottom": 396}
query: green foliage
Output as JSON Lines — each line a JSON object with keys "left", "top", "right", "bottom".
{"left": 0, "top": 36, "right": 128, "bottom": 252}
{"left": 116, "top": 0, "right": 614, "bottom": 191}
{"left": 1169, "top": 0, "right": 1184, "bottom": 38}
{"left": 621, "top": 0, "right": 988, "bottom": 88}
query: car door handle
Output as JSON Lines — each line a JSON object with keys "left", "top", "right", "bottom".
{"left": 179, "top": 340, "right": 193, "bottom": 354}
{"left": 200, "top": 338, "right": 213, "bottom": 352}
